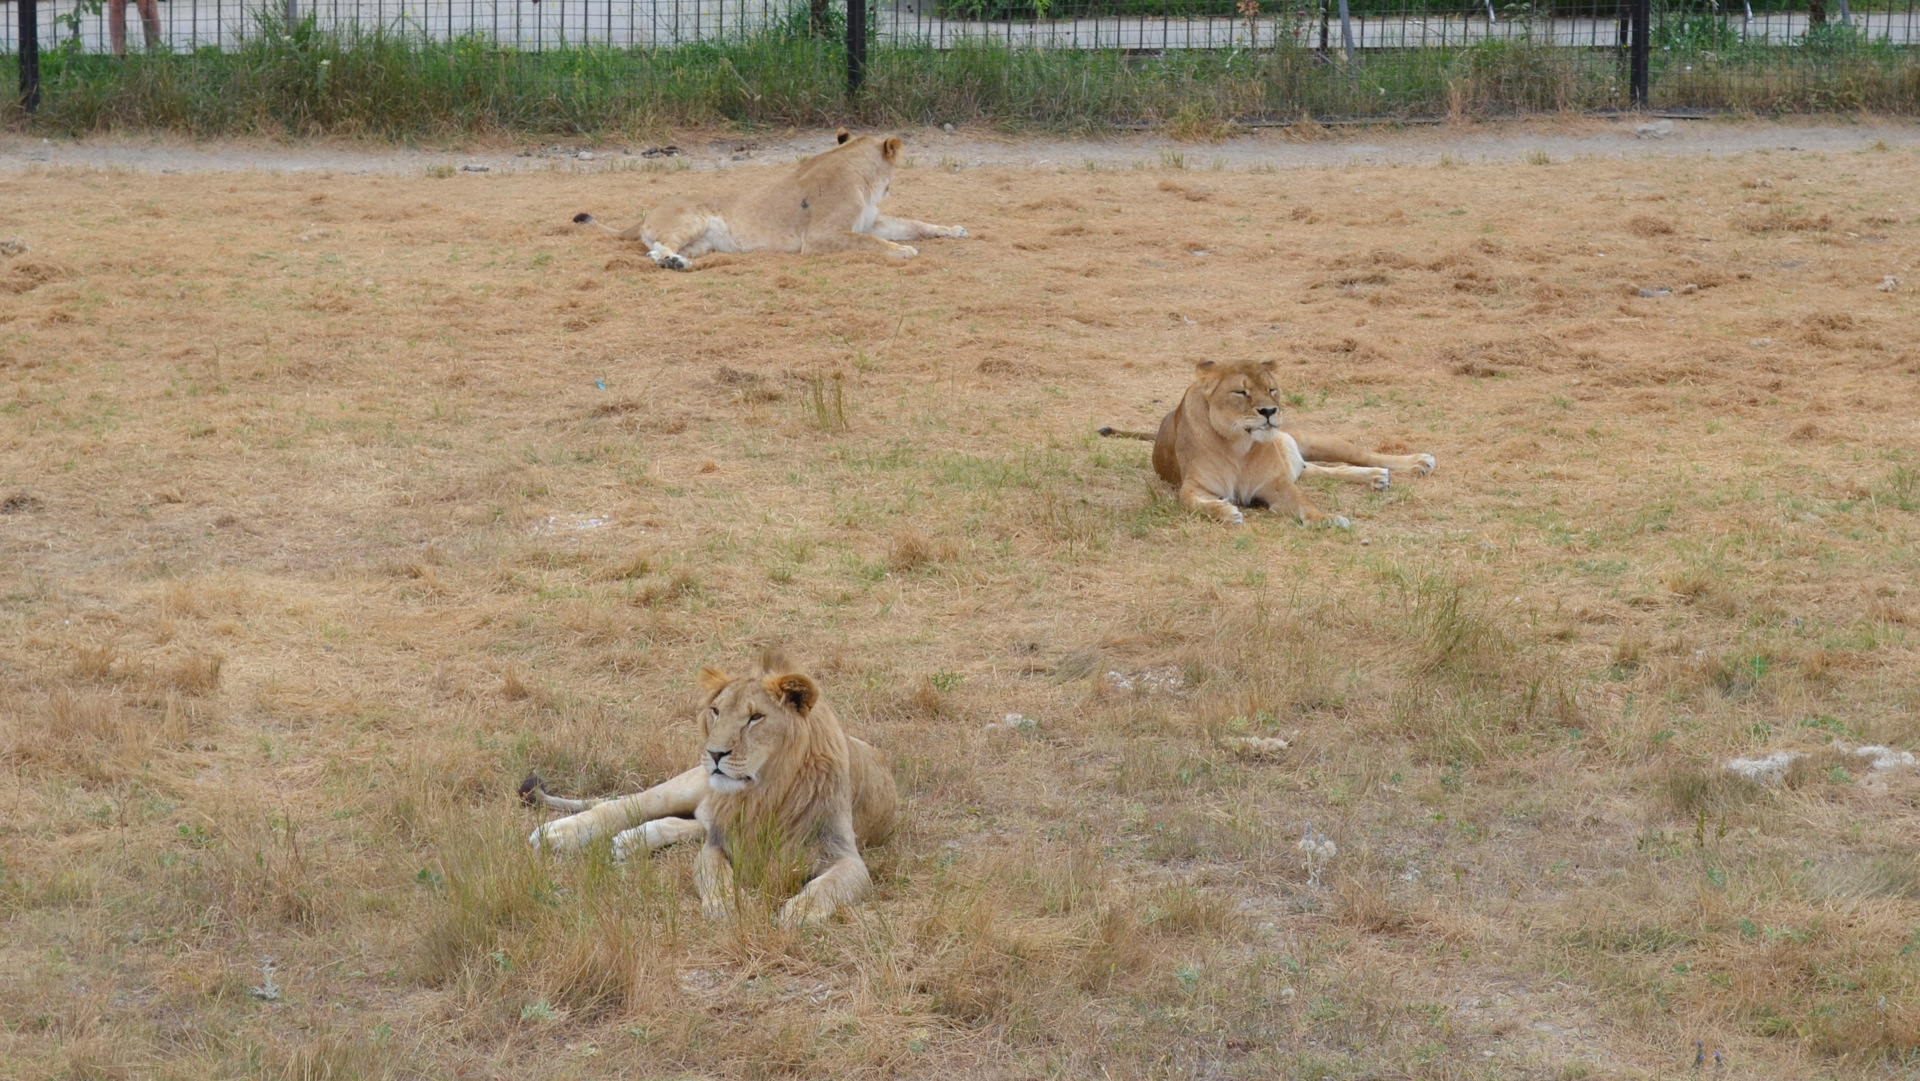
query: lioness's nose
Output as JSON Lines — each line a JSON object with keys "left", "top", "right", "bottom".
{"left": 708, "top": 748, "right": 728, "bottom": 767}
{"left": 1257, "top": 406, "right": 1278, "bottom": 419}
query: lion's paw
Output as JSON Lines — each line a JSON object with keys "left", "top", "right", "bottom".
{"left": 948, "top": 226, "right": 970, "bottom": 239}
{"left": 893, "top": 245, "right": 920, "bottom": 259}
{"left": 610, "top": 825, "right": 645, "bottom": 863}
{"left": 1413, "top": 453, "right": 1436, "bottom": 476}
{"left": 1366, "top": 468, "right": 1391, "bottom": 491}
{"left": 661, "top": 254, "right": 690, "bottom": 271}
{"left": 779, "top": 892, "right": 835, "bottom": 927}
{"left": 1225, "top": 509, "right": 1246, "bottom": 526}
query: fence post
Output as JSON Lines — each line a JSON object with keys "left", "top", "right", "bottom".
{"left": 1629, "top": 0, "right": 1649, "bottom": 108}
{"left": 846, "top": 0, "right": 867, "bottom": 98}
{"left": 1335, "top": 0, "right": 1356, "bottom": 66}
{"left": 16, "top": 0, "right": 39, "bottom": 114}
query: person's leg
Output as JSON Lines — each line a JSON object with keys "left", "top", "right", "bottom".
{"left": 109, "top": 0, "right": 130, "bottom": 57}
{"left": 136, "top": 0, "right": 164, "bottom": 49}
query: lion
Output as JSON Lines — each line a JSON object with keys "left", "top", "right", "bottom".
{"left": 571, "top": 129, "right": 968, "bottom": 271}
{"left": 523, "top": 655, "right": 898, "bottom": 925}
{"left": 1098, "top": 359, "right": 1435, "bottom": 528}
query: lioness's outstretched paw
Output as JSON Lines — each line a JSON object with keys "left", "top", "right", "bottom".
{"left": 779, "top": 892, "right": 835, "bottom": 927}
{"left": 611, "top": 825, "right": 646, "bottom": 863}
{"left": 1366, "top": 468, "right": 1391, "bottom": 491}
{"left": 892, "top": 245, "right": 920, "bottom": 259}
{"left": 660, "top": 254, "right": 690, "bottom": 271}
{"left": 1413, "top": 453, "right": 1436, "bottom": 476}
{"left": 947, "top": 226, "right": 970, "bottom": 238}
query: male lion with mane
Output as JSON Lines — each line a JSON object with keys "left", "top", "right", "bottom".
{"left": 1100, "top": 359, "right": 1436, "bottom": 528}
{"left": 523, "top": 654, "right": 897, "bottom": 925}
{"left": 571, "top": 129, "right": 968, "bottom": 271}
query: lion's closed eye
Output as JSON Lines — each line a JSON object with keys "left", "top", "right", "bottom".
{"left": 748, "top": 712, "right": 765, "bottom": 725}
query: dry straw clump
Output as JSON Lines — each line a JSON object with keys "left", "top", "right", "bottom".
{"left": 2, "top": 136, "right": 1918, "bottom": 1079}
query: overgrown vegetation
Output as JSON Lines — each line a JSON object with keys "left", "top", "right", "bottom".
{"left": 3, "top": 16, "right": 1917, "bottom": 136}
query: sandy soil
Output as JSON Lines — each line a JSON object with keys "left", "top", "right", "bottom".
{"left": 4, "top": 116, "right": 1918, "bottom": 177}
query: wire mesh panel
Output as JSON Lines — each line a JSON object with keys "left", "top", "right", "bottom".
{"left": 4, "top": 0, "right": 1918, "bottom": 120}
{"left": 2, "top": 0, "right": 795, "bottom": 51}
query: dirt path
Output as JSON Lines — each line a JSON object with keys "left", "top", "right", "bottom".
{"left": 4, "top": 116, "right": 1916, "bottom": 176}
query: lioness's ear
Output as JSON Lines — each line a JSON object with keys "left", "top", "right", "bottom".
{"left": 836, "top": 127, "right": 851, "bottom": 145}
{"left": 1194, "top": 360, "right": 1219, "bottom": 373}
{"left": 765, "top": 673, "right": 819, "bottom": 715}
{"left": 883, "top": 137, "right": 903, "bottom": 161}
{"left": 1258, "top": 359, "right": 1277, "bottom": 371}
{"left": 698, "top": 667, "right": 731, "bottom": 697}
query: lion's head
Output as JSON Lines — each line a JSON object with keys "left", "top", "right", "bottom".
{"left": 1195, "top": 359, "right": 1284, "bottom": 443}
{"left": 696, "top": 656, "right": 828, "bottom": 796}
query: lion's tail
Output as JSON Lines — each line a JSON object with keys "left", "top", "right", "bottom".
{"left": 571, "top": 212, "right": 645, "bottom": 241}
{"left": 517, "top": 773, "right": 602, "bottom": 814}
{"left": 1096, "top": 425, "right": 1156, "bottom": 441}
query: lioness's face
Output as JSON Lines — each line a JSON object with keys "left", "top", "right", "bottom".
{"left": 697, "top": 668, "right": 820, "bottom": 794}
{"left": 1201, "top": 360, "right": 1284, "bottom": 442}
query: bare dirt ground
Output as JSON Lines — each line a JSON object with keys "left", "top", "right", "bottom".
{"left": 4, "top": 115, "right": 1918, "bottom": 176}
{"left": 2, "top": 121, "right": 1918, "bottom": 1080}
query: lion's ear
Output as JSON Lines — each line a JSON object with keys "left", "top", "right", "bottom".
{"left": 765, "top": 673, "right": 820, "bottom": 715}
{"left": 1258, "top": 359, "right": 1277, "bottom": 371}
{"left": 698, "top": 667, "right": 731, "bottom": 697}
{"left": 883, "top": 137, "right": 903, "bottom": 161}
{"left": 1194, "top": 360, "right": 1219, "bottom": 373}
{"left": 836, "top": 127, "right": 851, "bottom": 145}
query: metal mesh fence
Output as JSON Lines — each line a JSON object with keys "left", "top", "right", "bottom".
{"left": 6, "top": 0, "right": 1918, "bottom": 52}
{"left": 7, "top": 0, "right": 1920, "bottom": 119}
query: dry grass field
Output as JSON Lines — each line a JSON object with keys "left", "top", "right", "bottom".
{"left": 2, "top": 130, "right": 1919, "bottom": 1081}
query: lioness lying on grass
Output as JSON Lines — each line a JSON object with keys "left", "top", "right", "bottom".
{"left": 1101, "top": 359, "right": 1435, "bottom": 528}
{"left": 572, "top": 129, "right": 969, "bottom": 270}
{"left": 523, "top": 655, "right": 897, "bottom": 925}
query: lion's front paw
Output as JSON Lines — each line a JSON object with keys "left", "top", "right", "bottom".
{"left": 779, "top": 892, "right": 835, "bottom": 927}
{"left": 893, "top": 245, "right": 920, "bottom": 259}
{"left": 947, "top": 226, "right": 970, "bottom": 239}
{"left": 1413, "top": 453, "right": 1436, "bottom": 476}
{"left": 661, "top": 254, "right": 690, "bottom": 271}
{"left": 1366, "top": 468, "right": 1391, "bottom": 491}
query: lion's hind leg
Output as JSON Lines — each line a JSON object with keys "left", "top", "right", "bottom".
{"left": 805, "top": 230, "right": 920, "bottom": 259}
{"left": 869, "top": 215, "right": 969, "bottom": 241}
{"left": 612, "top": 816, "right": 705, "bottom": 862}
{"left": 1290, "top": 432, "right": 1436, "bottom": 477}
{"left": 528, "top": 765, "right": 708, "bottom": 853}
{"left": 1300, "top": 463, "right": 1393, "bottom": 491}
{"left": 639, "top": 207, "right": 718, "bottom": 271}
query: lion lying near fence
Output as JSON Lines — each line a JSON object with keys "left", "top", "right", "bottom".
{"left": 572, "top": 129, "right": 969, "bottom": 270}
{"left": 523, "top": 655, "right": 898, "bottom": 925}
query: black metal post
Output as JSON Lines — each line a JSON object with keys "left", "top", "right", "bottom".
{"left": 846, "top": 0, "right": 867, "bottom": 98}
{"left": 1629, "top": 0, "right": 1650, "bottom": 108}
{"left": 17, "top": 0, "right": 41, "bottom": 114}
